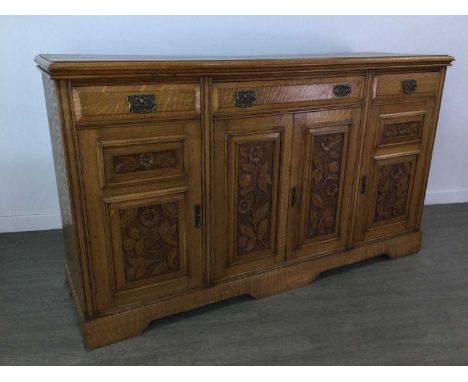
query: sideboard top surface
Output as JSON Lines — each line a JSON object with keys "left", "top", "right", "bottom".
{"left": 35, "top": 53, "right": 454, "bottom": 78}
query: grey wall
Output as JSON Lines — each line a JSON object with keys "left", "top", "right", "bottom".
{"left": 1, "top": 16, "right": 467, "bottom": 232}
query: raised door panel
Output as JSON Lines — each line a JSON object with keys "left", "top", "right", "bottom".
{"left": 287, "top": 108, "right": 361, "bottom": 259}
{"left": 212, "top": 115, "right": 293, "bottom": 282}
{"left": 77, "top": 121, "right": 203, "bottom": 314}
{"left": 353, "top": 100, "right": 435, "bottom": 244}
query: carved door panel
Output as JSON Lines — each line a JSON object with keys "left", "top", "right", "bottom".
{"left": 77, "top": 121, "right": 204, "bottom": 314}
{"left": 353, "top": 100, "right": 435, "bottom": 243}
{"left": 286, "top": 108, "right": 361, "bottom": 259}
{"left": 212, "top": 115, "right": 293, "bottom": 282}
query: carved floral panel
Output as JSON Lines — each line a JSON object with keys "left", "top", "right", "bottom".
{"left": 307, "top": 132, "right": 345, "bottom": 239}
{"left": 381, "top": 121, "right": 420, "bottom": 144}
{"left": 235, "top": 141, "right": 274, "bottom": 256}
{"left": 113, "top": 150, "right": 178, "bottom": 174}
{"left": 119, "top": 201, "right": 180, "bottom": 282}
{"left": 375, "top": 162, "right": 413, "bottom": 222}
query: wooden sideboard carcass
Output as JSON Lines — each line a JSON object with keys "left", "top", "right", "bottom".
{"left": 35, "top": 53, "right": 454, "bottom": 349}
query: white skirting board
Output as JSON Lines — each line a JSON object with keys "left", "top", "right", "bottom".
{"left": 0, "top": 190, "right": 467, "bottom": 233}
{"left": 423, "top": 190, "right": 468, "bottom": 205}
{"left": 0, "top": 213, "right": 62, "bottom": 233}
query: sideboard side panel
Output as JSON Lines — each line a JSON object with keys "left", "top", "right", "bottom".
{"left": 415, "top": 67, "right": 448, "bottom": 226}
{"left": 42, "top": 74, "right": 94, "bottom": 319}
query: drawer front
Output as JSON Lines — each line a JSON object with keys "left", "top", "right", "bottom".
{"left": 212, "top": 76, "right": 365, "bottom": 114}
{"left": 72, "top": 83, "right": 201, "bottom": 124}
{"left": 372, "top": 72, "right": 440, "bottom": 100}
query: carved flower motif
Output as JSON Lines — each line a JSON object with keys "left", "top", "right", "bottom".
{"left": 238, "top": 199, "right": 252, "bottom": 214}
{"left": 138, "top": 153, "right": 155, "bottom": 169}
{"left": 326, "top": 183, "right": 338, "bottom": 196}
{"left": 239, "top": 174, "right": 253, "bottom": 189}
{"left": 320, "top": 136, "right": 335, "bottom": 151}
{"left": 312, "top": 169, "right": 323, "bottom": 184}
{"left": 391, "top": 166, "right": 403, "bottom": 179}
{"left": 328, "top": 161, "right": 340, "bottom": 174}
{"left": 398, "top": 124, "right": 408, "bottom": 135}
{"left": 140, "top": 208, "right": 160, "bottom": 227}
{"left": 248, "top": 145, "right": 264, "bottom": 163}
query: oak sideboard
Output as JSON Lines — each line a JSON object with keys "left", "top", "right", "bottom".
{"left": 35, "top": 53, "right": 453, "bottom": 349}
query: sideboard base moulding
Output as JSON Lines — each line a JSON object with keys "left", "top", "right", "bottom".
{"left": 35, "top": 53, "right": 453, "bottom": 349}
{"left": 80, "top": 231, "right": 420, "bottom": 349}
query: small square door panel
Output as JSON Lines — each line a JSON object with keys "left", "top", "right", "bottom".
{"left": 377, "top": 111, "right": 425, "bottom": 147}
{"left": 98, "top": 136, "right": 186, "bottom": 188}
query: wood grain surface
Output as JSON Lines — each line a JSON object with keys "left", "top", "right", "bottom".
{"left": 37, "top": 54, "right": 453, "bottom": 349}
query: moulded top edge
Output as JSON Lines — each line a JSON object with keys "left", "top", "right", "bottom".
{"left": 35, "top": 53, "right": 455, "bottom": 78}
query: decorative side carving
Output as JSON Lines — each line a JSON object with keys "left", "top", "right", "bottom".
{"left": 382, "top": 121, "right": 420, "bottom": 142}
{"left": 113, "top": 150, "right": 178, "bottom": 174}
{"left": 120, "top": 202, "right": 180, "bottom": 282}
{"left": 307, "top": 132, "right": 345, "bottom": 239}
{"left": 235, "top": 141, "right": 274, "bottom": 256}
{"left": 375, "top": 162, "right": 413, "bottom": 222}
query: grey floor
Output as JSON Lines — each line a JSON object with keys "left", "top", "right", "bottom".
{"left": 1, "top": 203, "right": 468, "bottom": 365}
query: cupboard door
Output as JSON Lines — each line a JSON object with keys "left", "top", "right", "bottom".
{"left": 286, "top": 108, "right": 361, "bottom": 259}
{"left": 212, "top": 115, "right": 293, "bottom": 281}
{"left": 353, "top": 100, "right": 435, "bottom": 243}
{"left": 77, "top": 121, "right": 204, "bottom": 314}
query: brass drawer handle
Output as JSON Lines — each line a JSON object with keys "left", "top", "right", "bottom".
{"left": 333, "top": 84, "right": 352, "bottom": 97}
{"left": 234, "top": 89, "right": 257, "bottom": 108}
{"left": 128, "top": 94, "right": 156, "bottom": 113}
{"left": 402, "top": 79, "right": 417, "bottom": 94}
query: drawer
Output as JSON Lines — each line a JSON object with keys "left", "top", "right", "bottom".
{"left": 372, "top": 72, "right": 440, "bottom": 100}
{"left": 72, "top": 83, "right": 201, "bottom": 124}
{"left": 212, "top": 76, "right": 365, "bottom": 114}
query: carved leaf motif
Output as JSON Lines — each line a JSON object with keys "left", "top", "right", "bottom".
{"left": 259, "top": 161, "right": 269, "bottom": 176}
{"left": 240, "top": 161, "right": 256, "bottom": 174}
{"left": 258, "top": 219, "right": 268, "bottom": 239}
{"left": 239, "top": 146, "right": 249, "bottom": 158}
{"left": 375, "top": 162, "right": 413, "bottom": 222}
{"left": 306, "top": 132, "right": 345, "bottom": 239}
{"left": 120, "top": 201, "right": 181, "bottom": 282}
{"left": 162, "top": 202, "right": 178, "bottom": 218}
{"left": 312, "top": 192, "right": 324, "bottom": 208}
{"left": 253, "top": 203, "right": 270, "bottom": 225}
{"left": 127, "top": 226, "right": 141, "bottom": 240}
{"left": 154, "top": 152, "right": 177, "bottom": 167}
{"left": 240, "top": 223, "right": 256, "bottom": 239}
{"left": 238, "top": 236, "right": 248, "bottom": 248}
{"left": 235, "top": 141, "right": 274, "bottom": 256}
{"left": 123, "top": 239, "right": 136, "bottom": 252}
{"left": 134, "top": 239, "right": 145, "bottom": 256}
{"left": 166, "top": 248, "right": 178, "bottom": 266}
{"left": 246, "top": 238, "right": 256, "bottom": 252}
